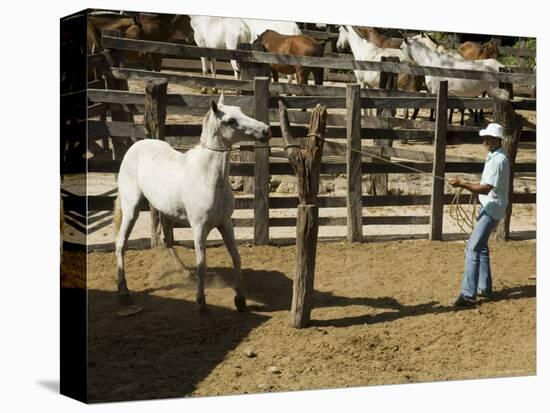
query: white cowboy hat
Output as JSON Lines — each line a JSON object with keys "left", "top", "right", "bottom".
{"left": 479, "top": 123, "right": 505, "bottom": 139}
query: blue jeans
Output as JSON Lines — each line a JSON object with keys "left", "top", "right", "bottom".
{"left": 460, "top": 209, "right": 500, "bottom": 300}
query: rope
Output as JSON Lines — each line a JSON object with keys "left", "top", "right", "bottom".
{"left": 200, "top": 134, "right": 478, "bottom": 239}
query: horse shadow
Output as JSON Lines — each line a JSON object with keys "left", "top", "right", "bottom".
{"left": 87, "top": 286, "right": 270, "bottom": 402}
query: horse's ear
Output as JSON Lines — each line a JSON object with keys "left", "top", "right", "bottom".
{"left": 210, "top": 99, "right": 218, "bottom": 114}
{"left": 218, "top": 93, "right": 225, "bottom": 106}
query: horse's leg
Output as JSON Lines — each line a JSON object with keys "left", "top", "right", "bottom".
{"left": 210, "top": 58, "right": 218, "bottom": 94}
{"left": 218, "top": 220, "right": 246, "bottom": 312}
{"left": 192, "top": 225, "right": 209, "bottom": 313}
{"left": 161, "top": 215, "right": 189, "bottom": 275}
{"left": 460, "top": 109, "right": 466, "bottom": 126}
{"left": 115, "top": 198, "right": 140, "bottom": 305}
{"left": 230, "top": 59, "right": 240, "bottom": 80}
{"left": 200, "top": 57, "right": 208, "bottom": 94}
{"left": 448, "top": 108, "right": 454, "bottom": 124}
{"left": 272, "top": 70, "right": 279, "bottom": 83}
{"left": 411, "top": 108, "right": 420, "bottom": 120}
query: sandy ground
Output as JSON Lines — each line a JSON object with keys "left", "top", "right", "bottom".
{"left": 60, "top": 238, "right": 536, "bottom": 402}
{"left": 59, "top": 66, "right": 538, "bottom": 403}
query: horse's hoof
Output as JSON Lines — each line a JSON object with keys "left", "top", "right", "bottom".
{"left": 234, "top": 295, "right": 247, "bottom": 312}
{"left": 200, "top": 87, "right": 207, "bottom": 94}
{"left": 116, "top": 305, "right": 143, "bottom": 317}
{"left": 118, "top": 293, "right": 134, "bottom": 306}
{"left": 212, "top": 88, "right": 218, "bottom": 94}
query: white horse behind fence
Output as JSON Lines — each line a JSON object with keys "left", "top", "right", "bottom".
{"left": 411, "top": 33, "right": 464, "bottom": 60}
{"left": 399, "top": 36, "right": 503, "bottom": 97}
{"left": 336, "top": 25, "right": 414, "bottom": 90}
{"left": 190, "top": 16, "right": 251, "bottom": 80}
{"left": 114, "top": 94, "right": 270, "bottom": 313}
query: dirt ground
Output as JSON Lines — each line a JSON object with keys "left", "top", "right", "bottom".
{"left": 62, "top": 237, "right": 536, "bottom": 402}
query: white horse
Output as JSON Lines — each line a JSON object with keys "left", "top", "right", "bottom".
{"left": 336, "top": 25, "right": 414, "bottom": 90}
{"left": 113, "top": 95, "right": 270, "bottom": 313}
{"left": 244, "top": 19, "right": 301, "bottom": 41}
{"left": 411, "top": 33, "right": 464, "bottom": 60}
{"left": 399, "top": 37, "right": 503, "bottom": 97}
{"left": 400, "top": 37, "right": 503, "bottom": 124}
{"left": 190, "top": 16, "right": 251, "bottom": 80}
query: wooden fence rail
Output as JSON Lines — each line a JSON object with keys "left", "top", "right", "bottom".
{"left": 75, "top": 39, "right": 537, "bottom": 245}
{"left": 100, "top": 36, "right": 535, "bottom": 85}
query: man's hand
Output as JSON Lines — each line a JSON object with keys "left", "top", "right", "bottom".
{"left": 448, "top": 178, "right": 463, "bottom": 188}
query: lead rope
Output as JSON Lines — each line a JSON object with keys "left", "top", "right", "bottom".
{"left": 199, "top": 134, "right": 477, "bottom": 241}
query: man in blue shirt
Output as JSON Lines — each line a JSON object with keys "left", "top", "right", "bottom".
{"left": 448, "top": 123, "right": 510, "bottom": 307}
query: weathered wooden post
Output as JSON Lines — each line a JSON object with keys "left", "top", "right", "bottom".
{"left": 279, "top": 101, "right": 327, "bottom": 328}
{"left": 323, "top": 27, "right": 335, "bottom": 82}
{"left": 238, "top": 43, "right": 271, "bottom": 83}
{"left": 498, "top": 67, "right": 514, "bottom": 100}
{"left": 144, "top": 78, "right": 168, "bottom": 247}
{"left": 492, "top": 88, "right": 522, "bottom": 241}
{"left": 101, "top": 30, "right": 134, "bottom": 162}
{"left": 253, "top": 77, "right": 271, "bottom": 245}
{"left": 429, "top": 80, "right": 448, "bottom": 241}
{"left": 372, "top": 56, "right": 399, "bottom": 195}
{"left": 346, "top": 84, "right": 363, "bottom": 242}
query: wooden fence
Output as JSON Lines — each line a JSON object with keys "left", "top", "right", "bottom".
{"left": 61, "top": 33, "right": 536, "bottom": 246}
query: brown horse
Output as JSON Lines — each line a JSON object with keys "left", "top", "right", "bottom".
{"left": 458, "top": 41, "right": 499, "bottom": 60}
{"left": 87, "top": 13, "right": 192, "bottom": 71}
{"left": 253, "top": 29, "right": 324, "bottom": 85}
{"left": 356, "top": 26, "right": 403, "bottom": 49}
{"left": 455, "top": 41, "right": 499, "bottom": 124}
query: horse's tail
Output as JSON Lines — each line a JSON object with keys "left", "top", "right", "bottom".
{"left": 113, "top": 193, "right": 122, "bottom": 237}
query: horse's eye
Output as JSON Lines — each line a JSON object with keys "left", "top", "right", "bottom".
{"left": 226, "top": 118, "right": 237, "bottom": 126}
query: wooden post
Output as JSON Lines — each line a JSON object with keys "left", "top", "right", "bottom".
{"left": 101, "top": 30, "right": 134, "bottom": 163}
{"left": 372, "top": 56, "right": 398, "bottom": 195}
{"left": 323, "top": 27, "right": 334, "bottom": 82}
{"left": 279, "top": 101, "right": 327, "bottom": 328}
{"left": 346, "top": 84, "right": 363, "bottom": 242}
{"left": 253, "top": 77, "right": 270, "bottom": 245}
{"left": 429, "top": 80, "right": 448, "bottom": 241}
{"left": 291, "top": 204, "right": 319, "bottom": 327}
{"left": 492, "top": 88, "right": 522, "bottom": 241}
{"left": 144, "top": 78, "right": 168, "bottom": 248}
{"left": 499, "top": 67, "right": 514, "bottom": 100}
{"left": 239, "top": 43, "right": 271, "bottom": 83}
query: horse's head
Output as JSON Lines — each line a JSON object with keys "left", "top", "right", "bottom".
{"left": 208, "top": 94, "right": 271, "bottom": 148}
{"left": 336, "top": 26, "right": 350, "bottom": 52}
{"left": 398, "top": 34, "right": 416, "bottom": 62}
{"left": 481, "top": 41, "right": 499, "bottom": 59}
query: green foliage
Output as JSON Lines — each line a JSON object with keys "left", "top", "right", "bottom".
{"left": 498, "top": 38, "right": 536, "bottom": 69}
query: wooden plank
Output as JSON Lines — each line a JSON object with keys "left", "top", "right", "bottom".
{"left": 346, "top": 84, "right": 363, "bottom": 242}
{"left": 429, "top": 81, "right": 448, "bottom": 241}
{"left": 88, "top": 89, "right": 254, "bottom": 110}
{"left": 253, "top": 77, "right": 270, "bottom": 245}
{"left": 166, "top": 215, "right": 431, "bottom": 228}
{"left": 80, "top": 191, "right": 536, "bottom": 215}
{"left": 87, "top": 103, "right": 107, "bottom": 119}
{"left": 111, "top": 67, "right": 253, "bottom": 91}
{"left": 88, "top": 89, "right": 511, "bottom": 111}
{"left": 161, "top": 58, "right": 234, "bottom": 72}
{"left": 100, "top": 36, "right": 535, "bottom": 85}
